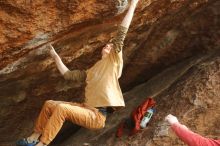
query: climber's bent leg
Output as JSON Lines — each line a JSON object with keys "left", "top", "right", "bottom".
{"left": 34, "top": 100, "right": 64, "bottom": 134}
{"left": 40, "top": 103, "right": 106, "bottom": 145}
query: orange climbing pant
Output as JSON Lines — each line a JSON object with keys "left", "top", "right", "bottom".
{"left": 33, "top": 100, "right": 106, "bottom": 145}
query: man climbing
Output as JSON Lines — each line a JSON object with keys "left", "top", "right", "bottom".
{"left": 16, "top": 0, "right": 140, "bottom": 146}
{"left": 165, "top": 114, "right": 220, "bottom": 146}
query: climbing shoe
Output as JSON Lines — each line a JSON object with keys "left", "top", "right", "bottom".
{"left": 16, "top": 138, "right": 39, "bottom": 146}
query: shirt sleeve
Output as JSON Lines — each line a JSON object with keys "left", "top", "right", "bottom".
{"left": 110, "top": 25, "right": 128, "bottom": 53}
{"left": 171, "top": 123, "right": 220, "bottom": 146}
{"left": 63, "top": 70, "right": 86, "bottom": 82}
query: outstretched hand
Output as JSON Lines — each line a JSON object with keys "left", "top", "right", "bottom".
{"left": 131, "top": 0, "right": 139, "bottom": 6}
{"left": 165, "top": 114, "right": 179, "bottom": 125}
{"left": 48, "top": 44, "right": 58, "bottom": 59}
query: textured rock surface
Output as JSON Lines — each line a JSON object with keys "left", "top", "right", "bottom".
{"left": 0, "top": 0, "right": 219, "bottom": 145}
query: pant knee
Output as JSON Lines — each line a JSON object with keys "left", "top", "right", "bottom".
{"left": 44, "top": 100, "right": 54, "bottom": 106}
{"left": 55, "top": 103, "right": 67, "bottom": 111}
{"left": 53, "top": 104, "right": 68, "bottom": 117}
{"left": 42, "top": 100, "right": 56, "bottom": 115}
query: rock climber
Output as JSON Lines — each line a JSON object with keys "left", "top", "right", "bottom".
{"left": 16, "top": 0, "right": 140, "bottom": 146}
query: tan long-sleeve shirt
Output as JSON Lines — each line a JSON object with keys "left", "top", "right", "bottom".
{"left": 64, "top": 26, "right": 128, "bottom": 107}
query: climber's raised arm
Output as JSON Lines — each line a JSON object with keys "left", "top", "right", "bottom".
{"left": 121, "top": 0, "right": 139, "bottom": 29}
{"left": 49, "top": 44, "right": 86, "bottom": 82}
{"left": 105, "top": 0, "right": 139, "bottom": 55}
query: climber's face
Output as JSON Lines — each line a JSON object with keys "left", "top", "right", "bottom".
{"left": 102, "top": 43, "right": 113, "bottom": 58}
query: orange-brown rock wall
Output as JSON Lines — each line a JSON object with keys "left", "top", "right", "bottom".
{"left": 0, "top": 0, "right": 219, "bottom": 145}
